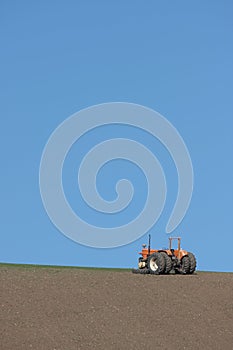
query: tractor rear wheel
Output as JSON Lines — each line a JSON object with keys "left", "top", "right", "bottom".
{"left": 180, "top": 256, "right": 190, "bottom": 274}
{"left": 188, "top": 252, "right": 196, "bottom": 274}
{"left": 160, "top": 252, "right": 172, "bottom": 274}
{"left": 147, "top": 253, "right": 165, "bottom": 274}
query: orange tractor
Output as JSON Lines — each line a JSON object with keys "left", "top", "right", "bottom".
{"left": 132, "top": 235, "right": 196, "bottom": 275}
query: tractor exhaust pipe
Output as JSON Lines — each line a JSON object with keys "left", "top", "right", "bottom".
{"left": 148, "top": 234, "right": 151, "bottom": 257}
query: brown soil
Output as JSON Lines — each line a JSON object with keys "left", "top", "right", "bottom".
{"left": 0, "top": 266, "right": 233, "bottom": 350}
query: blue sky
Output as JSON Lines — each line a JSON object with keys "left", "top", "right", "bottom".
{"left": 1, "top": 1, "right": 233, "bottom": 271}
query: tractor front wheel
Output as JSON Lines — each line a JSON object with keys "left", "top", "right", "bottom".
{"left": 147, "top": 253, "right": 165, "bottom": 274}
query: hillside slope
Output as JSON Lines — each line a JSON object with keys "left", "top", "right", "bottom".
{"left": 0, "top": 266, "right": 232, "bottom": 350}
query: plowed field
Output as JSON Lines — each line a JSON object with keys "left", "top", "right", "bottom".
{"left": 0, "top": 265, "right": 232, "bottom": 350}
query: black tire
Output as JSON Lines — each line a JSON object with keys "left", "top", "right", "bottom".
{"left": 132, "top": 268, "right": 149, "bottom": 274}
{"left": 180, "top": 256, "right": 190, "bottom": 274}
{"left": 188, "top": 252, "right": 196, "bottom": 274}
{"left": 147, "top": 253, "right": 165, "bottom": 275}
{"left": 160, "top": 252, "right": 173, "bottom": 274}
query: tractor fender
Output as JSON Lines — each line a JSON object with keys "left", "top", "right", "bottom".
{"left": 178, "top": 250, "right": 188, "bottom": 260}
{"left": 157, "top": 249, "right": 188, "bottom": 260}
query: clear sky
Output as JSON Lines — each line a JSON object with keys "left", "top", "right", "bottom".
{"left": 1, "top": 1, "right": 233, "bottom": 271}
